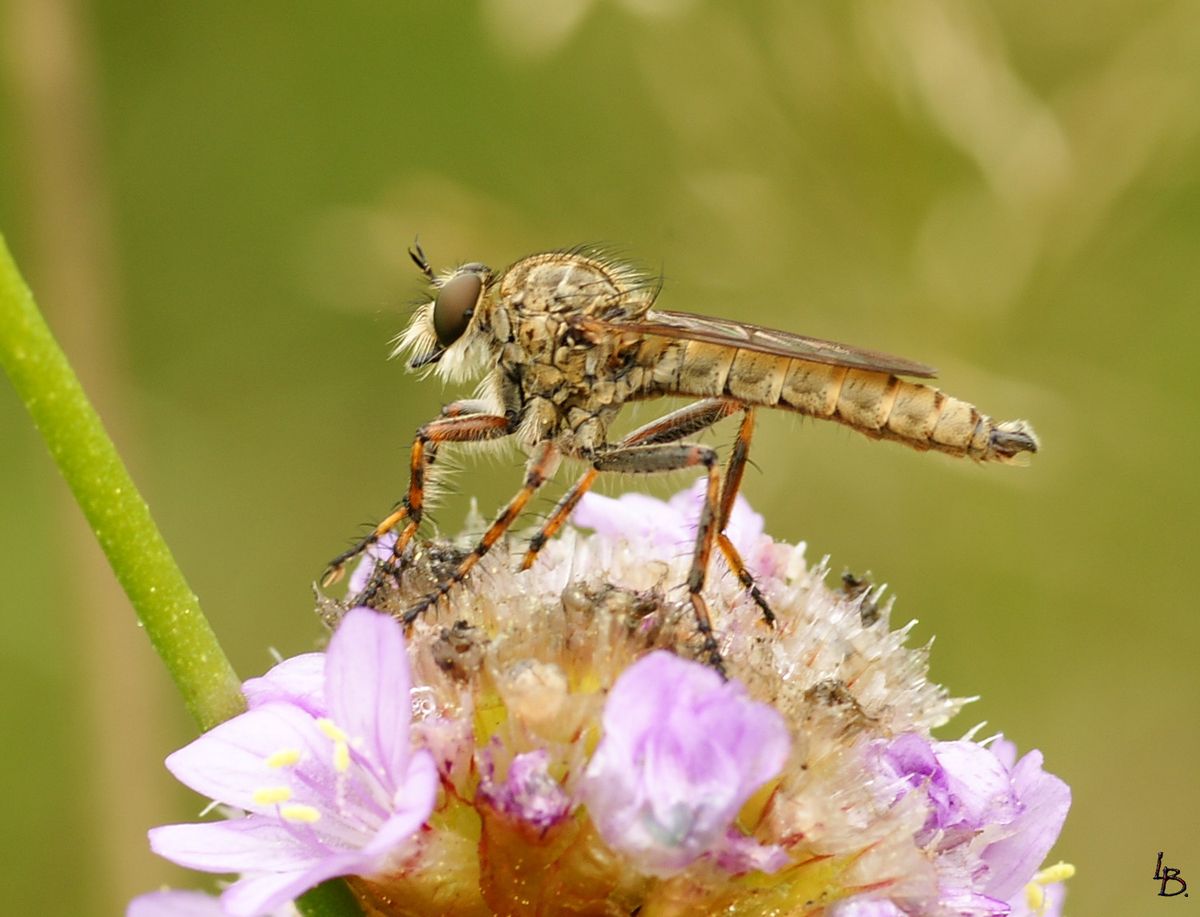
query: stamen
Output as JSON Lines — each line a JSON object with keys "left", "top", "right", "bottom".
{"left": 252, "top": 786, "right": 293, "bottom": 805}
{"left": 317, "top": 718, "right": 349, "bottom": 743}
{"left": 265, "top": 748, "right": 301, "bottom": 768}
{"left": 280, "top": 804, "right": 322, "bottom": 824}
{"left": 1024, "top": 883, "right": 1045, "bottom": 912}
{"left": 333, "top": 740, "right": 350, "bottom": 773}
{"left": 1034, "top": 862, "right": 1076, "bottom": 884}
{"left": 1024, "top": 861, "right": 1075, "bottom": 912}
{"left": 316, "top": 718, "right": 352, "bottom": 773}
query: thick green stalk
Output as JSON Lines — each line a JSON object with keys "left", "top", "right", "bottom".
{"left": 0, "top": 234, "right": 243, "bottom": 729}
{"left": 1, "top": 235, "right": 362, "bottom": 915}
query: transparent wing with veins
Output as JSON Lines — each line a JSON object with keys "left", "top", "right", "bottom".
{"left": 597, "top": 308, "right": 938, "bottom": 378}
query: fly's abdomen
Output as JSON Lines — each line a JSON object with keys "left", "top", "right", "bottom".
{"left": 643, "top": 341, "right": 1037, "bottom": 464}
{"left": 776, "top": 360, "right": 1037, "bottom": 463}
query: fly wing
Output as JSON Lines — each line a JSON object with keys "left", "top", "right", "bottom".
{"left": 606, "top": 308, "right": 938, "bottom": 378}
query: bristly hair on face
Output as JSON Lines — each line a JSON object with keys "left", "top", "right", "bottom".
{"left": 390, "top": 297, "right": 438, "bottom": 368}
{"left": 391, "top": 265, "right": 492, "bottom": 387}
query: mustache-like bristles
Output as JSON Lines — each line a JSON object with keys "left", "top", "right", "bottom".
{"left": 409, "top": 348, "right": 444, "bottom": 369}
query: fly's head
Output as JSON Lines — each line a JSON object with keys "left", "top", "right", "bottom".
{"left": 393, "top": 245, "right": 498, "bottom": 385}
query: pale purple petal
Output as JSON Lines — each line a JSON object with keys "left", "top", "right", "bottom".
{"left": 574, "top": 479, "right": 767, "bottom": 559}
{"left": 573, "top": 490, "right": 692, "bottom": 552}
{"left": 164, "top": 703, "right": 333, "bottom": 814}
{"left": 325, "top": 607, "right": 413, "bottom": 783}
{"left": 127, "top": 890, "right": 230, "bottom": 917}
{"left": 166, "top": 700, "right": 360, "bottom": 816}
{"left": 879, "top": 733, "right": 1071, "bottom": 912}
{"left": 981, "top": 749, "right": 1070, "bottom": 900}
{"left": 881, "top": 733, "right": 944, "bottom": 811}
{"left": 218, "top": 854, "right": 365, "bottom": 917}
{"left": 149, "top": 818, "right": 325, "bottom": 874}
{"left": 828, "top": 897, "right": 908, "bottom": 917}
{"left": 883, "top": 735, "right": 1017, "bottom": 836}
{"left": 151, "top": 821, "right": 385, "bottom": 916}
{"left": 243, "top": 654, "right": 326, "bottom": 715}
{"left": 479, "top": 748, "right": 571, "bottom": 829}
{"left": 605, "top": 646, "right": 704, "bottom": 742}
{"left": 933, "top": 740, "right": 1018, "bottom": 832}
{"left": 666, "top": 480, "right": 764, "bottom": 551}
{"left": 989, "top": 736, "right": 1018, "bottom": 771}
{"left": 362, "top": 748, "right": 438, "bottom": 857}
{"left": 581, "top": 651, "right": 790, "bottom": 876}
{"left": 936, "top": 889, "right": 1010, "bottom": 915}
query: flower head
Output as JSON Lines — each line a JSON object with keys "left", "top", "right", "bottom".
{"left": 148, "top": 608, "right": 437, "bottom": 916}
{"left": 148, "top": 483, "right": 1071, "bottom": 915}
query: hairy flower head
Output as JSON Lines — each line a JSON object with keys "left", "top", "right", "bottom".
{"left": 147, "top": 482, "right": 1071, "bottom": 915}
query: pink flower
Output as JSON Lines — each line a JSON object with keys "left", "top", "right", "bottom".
{"left": 880, "top": 733, "right": 1071, "bottom": 914}
{"left": 828, "top": 899, "right": 907, "bottom": 917}
{"left": 579, "top": 650, "right": 790, "bottom": 876}
{"left": 478, "top": 748, "right": 571, "bottom": 830}
{"left": 148, "top": 608, "right": 438, "bottom": 916}
{"left": 978, "top": 739, "right": 1071, "bottom": 904}
{"left": 573, "top": 478, "right": 766, "bottom": 558}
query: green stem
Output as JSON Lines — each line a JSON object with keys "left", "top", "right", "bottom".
{"left": 0, "top": 235, "right": 362, "bottom": 915}
{"left": 0, "top": 233, "right": 244, "bottom": 729}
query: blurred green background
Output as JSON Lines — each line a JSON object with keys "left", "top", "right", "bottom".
{"left": 2, "top": 1, "right": 1197, "bottom": 914}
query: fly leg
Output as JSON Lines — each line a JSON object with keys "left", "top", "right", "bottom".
{"left": 590, "top": 441, "right": 728, "bottom": 677}
{"left": 324, "top": 401, "right": 507, "bottom": 584}
{"left": 402, "top": 441, "right": 562, "bottom": 625}
{"left": 521, "top": 401, "right": 775, "bottom": 629}
{"left": 331, "top": 405, "right": 517, "bottom": 607}
{"left": 713, "top": 408, "right": 776, "bottom": 626}
{"left": 520, "top": 399, "right": 740, "bottom": 570}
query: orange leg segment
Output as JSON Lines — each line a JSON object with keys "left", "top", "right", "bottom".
{"left": 341, "top": 406, "right": 517, "bottom": 607}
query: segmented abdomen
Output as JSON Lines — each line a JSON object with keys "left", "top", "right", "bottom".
{"left": 643, "top": 338, "right": 1037, "bottom": 464}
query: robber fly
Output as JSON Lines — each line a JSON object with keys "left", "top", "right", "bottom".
{"left": 325, "top": 245, "right": 1038, "bottom": 674}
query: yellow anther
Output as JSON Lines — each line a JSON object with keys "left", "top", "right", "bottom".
{"left": 333, "top": 740, "right": 350, "bottom": 773}
{"left": 1024, "top": 861, "right": 1076, "bottom": 912}
{"left": 1024, "top": 883, "right": 1045, "bottom": 911}
{"left": 252, "top": 786, "right": 293, "bottom": 805}
{"left": 1035, "top": 861, "right": 1076, "bottom": 883}
{"left": 279, "top": 804, "right": 321, "bottom": 824}
{"left": 317, "top": 718, "right": 348, "bottom": 743}
{"left": 315, "top": 718, "right": 352, "bottom": 772}
{"left": 265, "top": 748, "right": 301, "bottom": 768}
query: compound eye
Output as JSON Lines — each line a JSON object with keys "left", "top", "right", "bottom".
{"left": 432, "top": 272, "right": 482, "bottom": 347}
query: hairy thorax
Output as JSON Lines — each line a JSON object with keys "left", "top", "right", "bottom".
{"left": 490, "top": 253, "right": 655, "bottom": 456}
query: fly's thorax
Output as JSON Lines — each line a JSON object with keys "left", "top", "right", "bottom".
{"left": 497, "top": 305, "right": 647, "bottom": 455}
{"left": 504, "top": 315, "right": 594, "bottom": 407}
{"left": 497, "top": 251, "right": 654, "bottom": 321}
{"left": 510, "top": 392, "right": 616, "bottom": 455}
